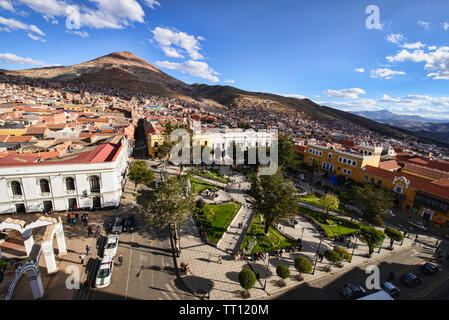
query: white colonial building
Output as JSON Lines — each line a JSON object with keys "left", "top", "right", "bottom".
{"left": 0, "top": 137, "right": 131, "bottom": 214}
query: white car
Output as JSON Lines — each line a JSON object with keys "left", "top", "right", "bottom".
{"left": 385, "top": 210, "right": 396, "bottom": 217}
{"left": 95, "top": 256, "right": 114, "bottom": 288}
{"left": 103, "top": 235, "right": 119, "bottom": 257}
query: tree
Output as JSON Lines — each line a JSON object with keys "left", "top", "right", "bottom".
{"left": 276, "top": 265, "right": 290, "bottom": 286}
{"left": 142, "top": 176, "right": 195, "bottom": 254}
{"left": 360, "top": 226, "right": 386, "bottom": 255}
{"left": 239, "top": 269, "right": 256, "bottom": 298}
{"left": 278, "top": 134, "right": 299, "bottom": 170}
{"left": 321, "top": 193, "right": 340, "bottom": 214}
{"left": 385, "top": 227, "right": 404, "bottom": 247}
{"left": 128, "top": 161, "right": 155, "bottom": 192}
{"left": 353, "top": 183, "right": 395, "bottom": 219}
{"left": 336, "top": 175, "right": 346, "bottom": 186}
{"left": 324, "top": 249, "right": 342, "bottom": 267}
{"left": 334, "top": 246, "right": 352, "bottom": 261}
{"left": 294, "top": 256, "right": 312, "bottom": 280}
{"left": 249, "top": 170, "right": 300, "bottom": 235}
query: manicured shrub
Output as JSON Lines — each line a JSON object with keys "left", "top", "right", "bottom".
{"left": 334, "top": 246, "right": 352, "bottom": 261}
{"left": 239, "top": 269, "right": 256, "bottom": 297}
{"left": 276, "top": 265, "right": 290, "bottom": 286}
{"left": 294, "top": 256, "right": 313, "bottom": 279}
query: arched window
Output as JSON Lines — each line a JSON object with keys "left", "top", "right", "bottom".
{"left": 66, "top": 177, "right": 75, "bottom": 191}
{"left": 40, "top": 179, "right": 50, "bottom": 193}
{"left": 154, "top": 142, "right": 159, "bottom": 148}
{"left": 89, "top": 176, "right": 100, "bottom": 192}
{"left": 11, "top": 181, "right": 22, "bottom": 196}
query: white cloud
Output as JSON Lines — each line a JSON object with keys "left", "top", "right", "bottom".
{"left": 152, "top": 27, "right": 204, "bottom": 60}
{"left": 0, "top": 0, "right": 14, "bottom": 12}
{"left": 402, "top": 42, "right": 426, "bottom": 49}
{"left": 370, "top": 68, "right": 406, "bottom": 79}
{"left": 66, "top": 30, "right": 89, "bottom": 38}
{"left": 156, "top": 60, "right": 220, "bottom": 83}
{"left": 418, "top": 20, "right": 430, "bottom": 30}
{"left": 223, "top": 79, "right": 235, "bottom": 85}
{"left": 354, "top": 67, "right": 365, "bottom": 73}
{"left": 143, "top": 0, "right": 160, "bottom": 9}
{"left": 323, "top": 88, "right": 366, "bottom": 99}
{"left": 280, "top": 94, "right": 307, "bottom": 100}
{"left": 386, "top": 33, "right": 404, "bottom": 44}
{"left": 160, "top": 46, "right": 184, "bottom": 59}
{"left": 442, "top": 22, "right": 449, "bottom": 31}
{"left": 428, "top": 46, "right": 437, "bottom": 50}
{"left": 27, "top": 33, "right": 45, "bottom": 42}
{"left": 0, "top": 16, "right": 45, "bottom": 36}
{"left": 0, "top": 53, "right": 60, "bottom": 67}
{"left": 17, "top": 0, "right": 148, "bottom": 30}
{"left": 387, "top": 46, "right": 449, "bottom": 80}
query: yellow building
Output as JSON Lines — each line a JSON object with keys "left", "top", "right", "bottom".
{"left": 0, "top": 128, "right": 26, "bottom": 136}
{"left": 303, "top": 143, "right": 383, "bottom": 182}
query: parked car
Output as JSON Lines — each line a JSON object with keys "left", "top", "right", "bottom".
{"left": 95, "top": 256, "right": 114, "bottom": 288}
{"left": 421, "top": 262, "right": 440, "bottom": 275}
{"left": 112, "top": 217, "right": 124, "bottom": 233}
{"left": 103, "top": 235, "right": 119, "bottom": 257}
{"left": 407, "top": 220, "right": 427, "bottom": 231}
{"left": 381, "top": 282, "right": 400, "bottom": 298}
{"left": 385, "top": 210, "right": 396, "bottom": 217}
{"left": 152, "top": 163, "right": 165, "bottom": 169}
{"left": 401, "top": 272, "right": 423, "bottom": 287}
{"left": 341, "top": 283, "right": 367, "bottom": 299}
{"left": 123, "top": 215, "right": 135, "bottom": 233}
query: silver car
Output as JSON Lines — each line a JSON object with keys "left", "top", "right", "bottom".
{"left": 112, "top": 217, "right": 124, "bottom": 233}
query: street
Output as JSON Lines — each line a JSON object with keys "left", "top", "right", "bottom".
{"left": 274, "top": 237, "right": 449, "bottom": 300}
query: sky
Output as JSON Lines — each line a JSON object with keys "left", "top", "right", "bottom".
{"left": 1, "top": 0, "right": 449, "bottom": 119}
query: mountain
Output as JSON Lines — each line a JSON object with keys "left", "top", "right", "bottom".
{"left": 1, "top": 51, "right": 447, "bottom": 146}
{"left": 2, "top": 51, "right": 193, "bottom": 97}
{"left": 352, "top": 110, "right": 449, "bottom": 144}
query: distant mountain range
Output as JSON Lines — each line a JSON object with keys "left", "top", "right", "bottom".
{"left": 1, "top": 51, "right": 448, "bottom": 146}
{"left": 352, "top": 110, "right": 449, "bottom": 144}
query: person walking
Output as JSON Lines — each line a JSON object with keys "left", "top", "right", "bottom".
{"left": 87, "top": 225, "right": 92, "bottom": 237}
{"left": 217, "top": 255, "right": 222, "bottom": 264}
{"left": 86, "top": 245, "right": 91, "bottom": 256}
{"left": 118, "top": 255, "right": 123, "bottom": 266}
{"left": 79, "top": 253, "right": 85, "bottom": 266}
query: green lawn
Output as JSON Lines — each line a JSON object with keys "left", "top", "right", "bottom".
{"left": 189, "top": 169, "right": 230, "bottom": 183}
{"left": 300, "top": 207, "right": 361, "bottom": 238}
{"left": 189, "top": 177, "right": 220, "bottom": 194}
{"left": 240, "top": 214, "right": 297, "bottom": 254}
{"left": 197, "top": 201, "right": 241, "bottom": 244}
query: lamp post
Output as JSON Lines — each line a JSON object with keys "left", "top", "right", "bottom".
{"left": 312, "top": 237, "right": 322, "bottom": 275}
{"left": 350, "top": 234, "right": 358, "bottom": 263}
{"left": 263, "top": 252, "right": 270, "bottom": 290}
{"left": 301, "top": 227, "right": 305, "bottom": 242}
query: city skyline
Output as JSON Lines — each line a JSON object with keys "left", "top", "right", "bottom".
{"left": 1, "top": 0, "right": 449, "bottom": 119}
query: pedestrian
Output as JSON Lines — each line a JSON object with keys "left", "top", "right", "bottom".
{"left": 118, "top": 255, "right": 123, "bottom": 266}
{"left": 86, "top": 245, "right": 90, "bottom": 256}
{"left": 66, "top": 213, "right": 71, "bottom": 223}
{"left": 217, "top": 255, "right": 222, "bottom": 264}
{"left": 79, "top": 253, "right": 85, "bottom": 265}
{"left": 75, "top": 213, "right": 79, "bottom": 221}
{"left": 436, "top": 240, "right": 440, "bottom": 247}
{"left": 415, "top": 234, "right": 419, "bottom": 241}
{"left": 320, "top": 253, "right": 324, "bottom": 262}
{"left": 87, "top": 225, "right": 92, "bottom": 237}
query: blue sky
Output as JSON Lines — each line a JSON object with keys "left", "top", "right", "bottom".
{"left": 1, "top": 0, "right": 449, "bottom": 118}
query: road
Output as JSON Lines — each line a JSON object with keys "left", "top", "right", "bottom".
{"left": 274, "top": 237, "right": 449, "bottom": 300}
{"left": 78, "top": 211, "right": 196, "bottom": 300}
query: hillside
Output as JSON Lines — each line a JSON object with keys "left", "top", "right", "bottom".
{"left": 1, "top": 51, "right": 446, "bottom": 146}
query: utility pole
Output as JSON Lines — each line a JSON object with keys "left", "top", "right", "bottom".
{"left": 350, "top": 235, "right": 358, "bottom": 263}
{"left": 263, "top": 252, "right": 270, "bottom": 290}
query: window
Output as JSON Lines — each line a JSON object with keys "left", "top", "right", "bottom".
{"left": 352, "top": 161, "right": 357, "bottom": 166}
{"left": 89, "top": 176, "right": 101, "bottom": 193}
{"left": 328, "top": 153, "right": 332, "bottom": 159}
{"left": 39, "top": 179, "right": 50, "bottom": 193}
{"left": 15, "top": 203, "right": 26, "bottom": 214}
{"left": 395, "top": 186, "right": 403, "bottom": 193}
{"left": 343, "top": 168, "right": 352, "bottom": 175}
{"left": 66, "top": 177, "right": 75, "bottom": 192}
{"left": 11, "top": 181, "right": 23, "bottom": 196}
{"left": 154, "top": 142, "right": 159, "bottom": 148}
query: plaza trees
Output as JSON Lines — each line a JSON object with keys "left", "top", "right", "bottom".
{"left": 276, "top": 265, "right": 290, "bottom": 287}
{"left": 385, "top": 227, "right": 404, "bottom": 248}
{"left": 324, "top": 249, "right": 342, "bottom": 271}
{"left": 352, "top": 183, "right": 394, "bottom": 225}
{"left": 321, "top": 193, "right": 340, "bottom": 215}
{"left": 359, "top": 226, "right": 386, "bottom": 256}
{"left": 248, "top": 169, "right": 300, "bottom": 236}
{"left": 239, "top": 268, "right": 256, "bottom": 298}
{"left": 142, "top": 175, "right": 195, "bottom": 256}
{"left": 128, "top": 160, "right": 155, "bottom": 192}
{"left": 294, "top": 256, "right": 312, "bottom": 281}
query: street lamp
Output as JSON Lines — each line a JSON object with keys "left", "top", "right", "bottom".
{"left": 301, "top": 227, "right": 305, "bottom": 242}
{"left": 263, "top": 252, "right": 270, "bottom": 290}
{"left": 312, "top": 237, "right": 322, "bottom": 275}
{"left": 350, "top": 235, "right": 358, "bottom": 263}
